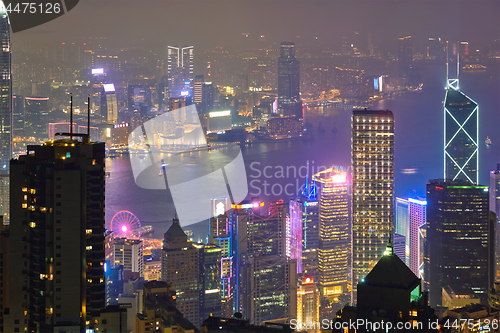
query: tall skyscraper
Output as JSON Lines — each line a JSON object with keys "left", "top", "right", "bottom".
{"left": 395, "top": 197, "right": 427, "bottom": 276}
{"left": 161, "top": 214, "right": 221, "bottom": 327}
{"left": 351, "top": 109, "right": 394, "bottom": 298}
{"left": 296, "top": 277, "right": 320, "bottom": 333}
{"left": 425, "top": 179, "right": 495, "bottom": 307}
{"left": 6, "top": 136, "right": 106, "bottom": 332}
{"left": 313, "top": 167, "right": 349, "bottom": 306}
{"left": 231, "top": 200, "right": 297, "bottom": 325}
{"left": 0, "top": 4, "right": 12, "bottom": 228}
{"left": 444, "top": 50, "right": 478, "bottom": 184}
{"left": 168, "top": 46, "right": 194, "bottom": 99}
{"left": 112, "top": 237, "right": 144, "bottom": 277}
{"left": 490, "top": 163, "right": 500, "bottom": 280}
{"left": 277, "top": 42, "right": 302, "bottom": 119}
{"left": 0, "top": 3, "right": 11, "bottom": 172}
{"left": 397, "top": 36, "right": 413, "bottom": 84}
{"left": 193, "top": 75, "right": 214, "bottom": 114}
{"left": 102, "top": 83, "right": 118, "bottom": 125}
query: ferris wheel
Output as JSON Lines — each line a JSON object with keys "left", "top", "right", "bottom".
{"left": 110, "top": 210, "right": 142, "bottom": 238}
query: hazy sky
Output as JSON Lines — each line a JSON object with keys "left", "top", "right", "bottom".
{"left": 12, "top": 0, "right": 500, "bottom": 51}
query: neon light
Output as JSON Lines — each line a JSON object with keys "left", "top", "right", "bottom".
{"left": 447, "top": 185, "right": 488, "bottom": 189}
{"left": 331, "top": 174, "right": 347, "bottom": 183}
{"left": 25, "top": 97, "right": 49, "bottom": 101}
{"left": 209, "top": 110, "right": 231, "bottom": 117}
{"left": 103, "top": 83, "right": 115, "bottom": 92}
{"left": 121, "top": 226, "right": 127, "bottom": 232}
{"left": 408, "top": 198, "right": 427, "bottom": 206}
{"left": 92, "top": 68, "right": 104, "bottom": 74}
{"left": 180, "top": 91, "right": 189, "bottom": 96}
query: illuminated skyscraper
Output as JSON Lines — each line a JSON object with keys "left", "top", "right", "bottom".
{"left": 444, "top": 48, "right": 478, "bottom": 184}
{"left": 490, "top": 164, "right": 500, "bottom": 280}
{"left": 395, "top": 197, "right": 427, "bottom": 276}
{"left": 425, "top": 179, "right": 495, "bottom": 307}
{"left": 231, "top": 200, "right": 297, "bottom": 325}
{"left": 351, "top": 109, "right": 394, "bottom": 298}
{"left": 397, "top": 36, "right": 413, "bottom": 84}
{"left": 0, "top": 3, "right": 11, "bottom": 227}
{"left": 6, "top": 135, "right": 106, "bottom": 332}
{"left": 168, "top": 46, "right": 194, "bottom": 98}
{"left": 297, "top": 277, "right": 320, "bottom": 333}
{"left": 0, "top": 2, "right": 11, "bottom": 172}
{"left": 112, "top": 237, "right": 144, "bottom": 277}
{"left": 278, "top": 42, "right": 302, "bottom": 119}
{"left": 313, "top": 167, "right": 349, "bottom": 305}
{"left": 102, "top": 83, "right": 118, "bottom": 125}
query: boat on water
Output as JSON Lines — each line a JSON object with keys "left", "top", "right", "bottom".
{"left": 462, "top": 64, "right": 487, "bottom": 72}
{"left": 485, "top": 137, "right": 492, "bottom": 146}
{"left": 158, "top": 159, "right": 169, "bottom": 176}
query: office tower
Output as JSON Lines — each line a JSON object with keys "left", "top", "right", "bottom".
{"left": 313, "top": 167, "right": 349, "bottom": 305}
{"left": 408, "top": 198, "right": 426, "bottom": 277}
{"left": 161, "top": 215, "right": 201, "bottom": 326}
{"left": 136, "top": 281, "right": 198, "bottom": 333}
{"left": 231, "top": 200, "right": 297, "bottom": 325}
{"left": 105, "top": 262, "right": 124, "bottom": 306}
{"left": 91, "top": 68, "right": 107, "bottom": 123}
{"left": 24, "top": 97, "right": 49, "bottom": 137}
{"left": 395, "top": 197, "right": 427, "bottom": 275}
{"left": 168, "top": 46, "right": 194, "bottom": 98}
{"left": 0, "top": 3, "right": 11, "bottom": 172}
{"left": 209, "top": 198, "right": 234, "bottom": 318}
{"left": 194, "top": 75, "right": 214, "bottom": 114}
{"left": 113, "top": 237, "right": 144, "bottom": 277}
{"left": 395, "top": 197, "right": 410, "bottom": 264}
{"left": 393, "top": 233, "right": 406, "bottom": 263}
{"left": 128, "top": 84, "right": 154, "bottom": 118}
{"left": 161, "top": 214, "right": 221, "bottom": 327}
{"left": 6, "top": 135, "right": 105, "bottom": 332}
{"left": 425, "top": 179, "right": 495, "bottom": 307}
{"left": 278, "top": 42, "right": 302, "bottom": 119}
{"left": 0, "top": 5, "right": 11, "bottom": 230}
{"left": 102, "top": 83, "right": 118, "bottom": 125}
{"left": 351, "top": 109, "right": 394, "bottom": 297}
{"left": 397, "top": 36, "right": 413, "bottom": 84}
{"left": 444, "top": 56, "right": 478, "bottom": 184}
{"left": 12, "top": 95, "right": 24, "bottom": 136}
{"left": 297, "top": 277, "right": 320, "bottom": 333}
{"left": 490, "top": 163, "right": 500, "bottom": 280}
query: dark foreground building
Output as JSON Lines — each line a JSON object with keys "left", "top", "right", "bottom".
{"left": 334, "top": 241, "right": 438, "bottom": 332}
{"left": 201, "top": 316, "right": 293, "bottom": 333}
{"left": 425, "top": 179, "right": 495, "bottom": 307}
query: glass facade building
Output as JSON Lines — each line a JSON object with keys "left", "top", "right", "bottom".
{"left": 277, "top": 42, "right": 302, "bottom": 119}
{"left": 444, "top": 88, "right": 478, "bottom": 184}
{"left": 168, "top": 46, "right": 194, "bottom": 99}
{"left": 425, "top": 179, "right": 494, "bottom": 307}
{"left": 351, "top": 109, "right": 394, "bottom": 299}
{"left": 314, "top": 167, "right": 349, "bottom": 304}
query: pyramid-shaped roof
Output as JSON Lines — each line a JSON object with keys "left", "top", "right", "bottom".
{"left": 363, "top": 253, "right": 420, "bottom": 290}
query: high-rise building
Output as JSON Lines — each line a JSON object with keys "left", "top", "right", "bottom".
{"left": 490, "top": 163, "right": 500, "bottom": 280}
{"left": 102, "top": 83, "right": 118, "bottom": 125}
{"left": 425, "top": 179, "right": 495, "bottom": 307}
{"left": 209, "top": 198, "right": 234, "bottom": 318}
{"left": 444, "top": 58, "right": 478, "bottom": 184}
{"left": 193, "top": 75, "right": 214, "bottom": 114}
{"left": 351, "top": 109, "right": 394, "bottom": 298}
{"left": 168, "top": 46, "right": 194, "bottom": 98}
{"left": 395, "top": 197, "right": 410, "bottom": 265}
{"left": 0, "top": 3, "right": 11, "bottom": 173}
{"left": 105, "top": 262, "right": 124, "bottom": 307}
{"left": 277, "top": 42, "right": 302, "bottom": 119}
{"left": 0, "top": 5, "right": 11, "bottom": 229}
{"left": 113, "top": 237, "right": 144, "bottom": 277}
{"left": 161, "top": 214, "right": 221, "bottom": 327}
{"left": 297, "top": 277, "right": 320, "bottom": 333}
{"left": 231, "top": 200, "right": 297, "bottom": 325}
{"left": 24, "top": 97, "right": 49, "bottom": 137}
{"left": 393, "top": 233, "right": 406, "bottom": 263}
{"left": 313, "top": 167, "right": 349, "bottom": 305}
{"left": 397, "top": 36, "right": 413, "bottom": 84}
{"left": 12, "top": 95, "right": 24, "bottom": 137}
{"left": 395, "top": 197, "right": 427, "bottom": 276}
{"left": 6, "top": 135, "right": 106, "bottom": 332}
{"left": 408, "top": 198, "right": 426, "bottom": 277}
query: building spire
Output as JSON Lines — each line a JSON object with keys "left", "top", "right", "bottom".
{"left": 173, "top": 210, "right": 179, "bottom": 224}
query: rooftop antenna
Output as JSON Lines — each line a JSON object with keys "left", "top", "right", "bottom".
{"left": 87, "top": 95, "right": 90, "bottom": 143}
{"left": 69, "top": 94, "right": 73, "bottom": 140}
{"left": 446, "top": 41, "right": 449, "bottom": 86}
{"left": 457, "top": 41, "right": 460, "bottom": 87}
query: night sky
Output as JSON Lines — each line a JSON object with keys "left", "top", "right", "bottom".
{"left": 11, "top": 0, "right": 500, "bottom": 51}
